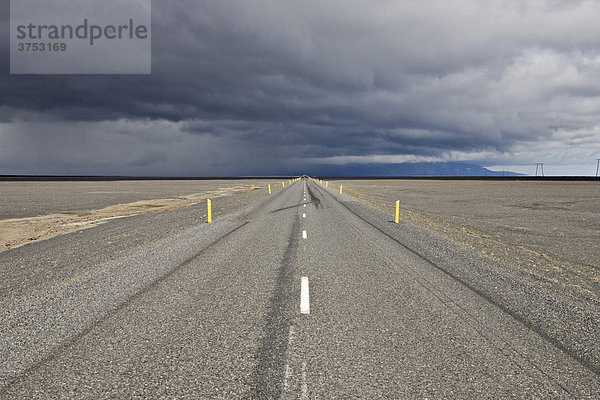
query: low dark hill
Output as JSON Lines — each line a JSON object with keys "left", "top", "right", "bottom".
{"left": 299, "top": 162, "right": 523, "bottom": 177}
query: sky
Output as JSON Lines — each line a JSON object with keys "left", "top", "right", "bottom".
{"left": 1, "top": 0, "right": 600, "bottom": 176}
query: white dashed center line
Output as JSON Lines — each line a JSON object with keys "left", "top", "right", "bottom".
{"left": 302, "top": 230, "right": 307, "bottom": 239}
{"left": 300, "top": 277, "right": 310, "bottom": 314}
{"left": 284, "top": 364, "right": 293, "bottom": 390}
{"left": 301, "top": 361, "right": 309, "bottom": 399}
{"left": 303, "top": 213, "right": 306, "bottom": 218}
{"left": 284, "top": 325, "right": 296, "bottom": 390}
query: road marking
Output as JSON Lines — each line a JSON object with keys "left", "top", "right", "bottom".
{"left": 303, "top": 204, "right": 306, "bottom": 208}
{"left": 302, "top": 230, "right": 307, "bottom": 239}
{"left": 303, "top": 213, "right": 306, "bottom": 218}
{"left": 284, "top": 325, "right": 296, "bottom": 391}
{"left": 301, "top": 277, "right": 310, "bottom": 314}
{"left": 301, "top": 361, "right": 309, "bottom": 399}
{"left": 288, "top": 325, "right": 295, "bottom": 345}
{"left": 284, "top": 364, "right": 293, "bottom": 391}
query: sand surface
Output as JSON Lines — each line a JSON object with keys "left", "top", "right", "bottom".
{"left": 0, "top": 181, "right": 277, "bottom": 251}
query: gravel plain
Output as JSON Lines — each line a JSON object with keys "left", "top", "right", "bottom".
{"left": 0, "top": 179, "right": 285, "bottom": 251}
{"left": 0, "top": 179, "right": 284, "bottom": 220}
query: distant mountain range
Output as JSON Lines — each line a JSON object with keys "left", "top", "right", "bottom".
{"left": 297, "top": 162, "right": 523, "bottom": 177}
{"left": 0, "top": 162, "right": 525, "bottom": 179}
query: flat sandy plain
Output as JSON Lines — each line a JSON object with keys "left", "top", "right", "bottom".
{"left": 332, "top": 179, "right": 600, "bottom": 300}
{"left": 0, "top": 179, "right": 284, "bottom": 251}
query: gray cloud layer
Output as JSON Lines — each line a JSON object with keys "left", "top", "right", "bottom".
{"left": 1, "top": 0, "right": 600, "bottom": 175}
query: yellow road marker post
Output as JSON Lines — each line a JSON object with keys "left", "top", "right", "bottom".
{"left": 325, "top": 181, "right": 328, "bottom": 187}
{"left": 268, "top": 184, "right": 271, "bottom": 195}
{"left": 340, "top": 185, "right": 343, "bottom": 194}
{"left": 282, "top": 182, "right": 285, "bottom": 188}
{"left": 395, "top": 200, "right": 400, "bottom": 224}
{"left": 207, "top": 199, "right": 212, "bottom": 223}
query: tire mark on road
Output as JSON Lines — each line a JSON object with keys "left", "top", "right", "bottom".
{"left": 0, "top": 220, "right": 251, "bottom": 393}
{"left": 305, "top": 184, "right": 322, "bottom": 209}
{"left": 249, "top": 211, "right": 300, "bottom": 398}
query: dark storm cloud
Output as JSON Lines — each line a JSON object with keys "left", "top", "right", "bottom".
{"left": 2, "top": 0, "right": 600, "bottom": 174}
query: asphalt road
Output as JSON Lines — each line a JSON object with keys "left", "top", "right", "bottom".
{"left": 1, "top": 179, "right": 599, "bottom": 398}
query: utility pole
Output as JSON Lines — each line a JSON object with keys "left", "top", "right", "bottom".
{"left": 596, "top": 159, "right": 600, "bottom": 178}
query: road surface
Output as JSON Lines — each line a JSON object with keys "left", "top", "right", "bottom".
{"left": 1, "top": 179, "right": 599, "bottom": 398}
